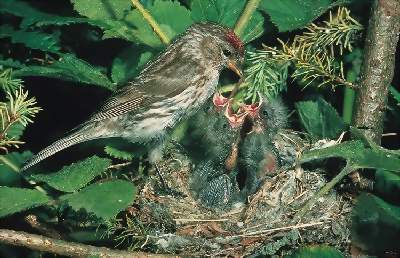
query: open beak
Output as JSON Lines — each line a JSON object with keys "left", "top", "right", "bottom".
{"left": 227, "top": 59, "right": 243, "bottom": 78}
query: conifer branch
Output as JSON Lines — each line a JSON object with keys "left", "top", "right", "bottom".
{"left": 298, "top": 7, "right": 363, "bottom": 56}
{"left": 0, "top": 69, "right": 23, "bottom": 92}
{"left": 246, "top": 6, "right": 361, "bottom": 100}
{"left": 243, "top": 50, "right": 290, "bottom": 102}
{"left": 0, "top": 87, "right": 41, "bottom": 152}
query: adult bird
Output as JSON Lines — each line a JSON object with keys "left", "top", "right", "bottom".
{"left": 22, "top": 22, "right": 244, "bottom": 171}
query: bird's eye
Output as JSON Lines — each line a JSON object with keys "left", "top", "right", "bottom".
{"left": 222, "top": 49, "right": 232, "bottom": 57}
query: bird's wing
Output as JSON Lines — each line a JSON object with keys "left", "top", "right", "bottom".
{"left": 87, "top": 86, "right": 155, "bottom": 122}
{"left": 87, "top": 52, "right": 201, "bottom": 123}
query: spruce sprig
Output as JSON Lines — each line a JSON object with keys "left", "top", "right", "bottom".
{"left": 299, "top": 7, "right": 363, "bottom": 56}
{"left": 242, "top": 7, "right": 361, "bottom": 102}
{"left": 0, "top": 87, "right": 41, "bottom": 151}
{"left": 244, "top": 50, "right": 290, "bottom": 102}
{"left": 0, "top": 69, "right": 24, "bottom": 92}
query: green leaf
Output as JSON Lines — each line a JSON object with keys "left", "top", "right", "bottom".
{"left": 355, "top": 149, "right": 400, "bottom": 172}
{"left": 352, "top": 193, "right": 400, "bottom": 253}
{"left": 0, "top": 57, "right": 26, "bottom": 69}
{"left": 13, "top": 54, "right": 115, "bottom": 90}
{"left": 301, "top": 140, "right": 400, "bottom": 172}
{"left": 104, "top": 146, "right": 134, "bottom": 161}
{"left": 296, "top": 97, "right": 345, "bottom": 140}
{"left": 30, "top": 156, "right": 111, "bottom": 192}
{"left": 288, "top": 245, "right": 344, "bottom": 258}
{"left": 0, "top": 151, "right": 32, "bottom": 186}
{"left": 149, "top": 0, "right": 193, "bottom": 37}
{"left": 191, "top": 0, "right": 265, "bottom": 43}
{"left": 301, "top": 140, "right": 364, "bottom": 163}
{"left": 71, "top": 0, "right": 132, "bottom": 20}
{"left": 99, "top": 20, "right": 138, "bottom": 43}
{"left": 390, "top": 86, "right": 400, "bottom": 105}
{"left": 375, "top": 170, "right": 400, "bottom": 201}
{"left": 7, "top": 121, "right": 25, "bottom": 140}
{"left": 61, "top": 180, "right": 137, "bottom": 220}
{"left": 111, "top": 46, "right": 153, "bottom": 84}
{"left": 105, "top": 0, "right": 193, "bottom": 47}
{"left": 0, "top": 0, "right": 76, "bottom": 28}
{"left": 0, "top": 186, "right": 51, "bottom": 218}
{"left": 0, "top": 0, "right": 108, "bottom": 28}
{"left": 0, "top": 25, "right": 61, "bottom": 54}
{"left": 260, "top": 0, "right": 335, "bottom": 32}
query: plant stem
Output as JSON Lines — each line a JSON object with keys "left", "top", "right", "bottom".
{"left": 0, "top": 229, "right": 172, "bottom": 258}
{"left": 342, "top": 53, "right": 360, "bottom": 124}
{"left": 234, "top": 0, "right": 262, "bottom": 36}
{"left": 0, "top": 155, "right": 47, "bottom": 193}
{"left": 352, "top": 0, "right": 400, "bottom": 144}
{"left": 342, "top": 87, "right": 356, "bottom": 124}
{"left": 293, "top": 163, "right": 355, "bottom": 221}
{"left": 0, "top": 155, "right": 19, "bottom": 172}
{"left": 130, "top": 0, "right": 170, "bottom": 45}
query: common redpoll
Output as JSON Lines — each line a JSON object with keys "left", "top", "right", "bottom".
{"left": 22, "top": 23, "right": 244, "bottom": 170}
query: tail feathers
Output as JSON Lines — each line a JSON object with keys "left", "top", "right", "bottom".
{"left": 21, "top": 130, "right": 96, "bottom": 171}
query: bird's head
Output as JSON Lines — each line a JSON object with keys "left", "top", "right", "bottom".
{"left": 182, "top": 22, "right": 245, "bottom": 77}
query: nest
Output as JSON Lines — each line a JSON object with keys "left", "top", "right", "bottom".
{"left": 110, "top": 133, "right": 352, "bottom": 257}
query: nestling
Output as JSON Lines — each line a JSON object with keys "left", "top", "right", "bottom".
{"left": 22, "top": 22, "right": 244, "bottom": 170}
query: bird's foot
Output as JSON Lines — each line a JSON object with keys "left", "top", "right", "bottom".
{"left": 154, "top": 163, "right": 185, "bottom": 198}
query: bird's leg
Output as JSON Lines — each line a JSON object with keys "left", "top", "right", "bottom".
{"left": 154, "top": 162, "right": 169, "bottom": 191}
{"left": 148, "top": 144, "right": 170, "bottom": 192}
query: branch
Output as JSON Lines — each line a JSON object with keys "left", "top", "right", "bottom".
{"left": 130, "top": 0, "right": 170, "bottom": 45}
{"left": 234, "top": 0, "right": 262, "bottom": 37}
{"left": 0, "top": 229, "right": 174, "bottom": 258}
{"left": 352, "top": 0, "right": 400, "bottom": 143}
{"left": 24, "top": 214, "right": 64, "bottom": 240}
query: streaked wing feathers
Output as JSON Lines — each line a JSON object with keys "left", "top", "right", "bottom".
{"left": 87, "top": 41, "right": 201, "bottom": 123}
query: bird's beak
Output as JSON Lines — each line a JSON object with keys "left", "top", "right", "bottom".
{"left": 227, "top": 59, "right": 243, "bottom": 78}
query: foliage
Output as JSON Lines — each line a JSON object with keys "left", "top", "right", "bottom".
{"left": 288, "top": 245, "right": 344, "bottom": 258}
{"left": 191, "top": 0, "right": 264, "bottom": 43}
{"left": 0, "top": 25, "right": 61, "bottom": 54}
{"left": 0, "top": 85, "right": 41, "bottom": 151}
{"left": 111, "top": 46, "right": 154, "bottom": 85}
{"left": 104, "top": 146, "right": 135, "bottom": 161}
{"left": 0, "top": 68, "right": 23, "bottom": 92}
{"left": 260, "top": 0, "right": 349, "bottom": 32}
{"left": 301, "top": 139, "right": 400, "bottom": 172}
{"left": 243, "top": 50, "right": 290, "bottom": 101}
{"left": 30, "top": 156, "right": 112, "bottom": 192}
{"left": 241, "top": 7, "right": 362, "bottom": 102}
{"left": 296, "top": 97, "right": 345, "bottom": 141}
{"left": 0, "top": 0, "right": 398, "bottom": 256}
{"left": 0, "top": 151, "right": 32, "bottom": 186}
{"left": 299, "top": 128, "right": 400, "bottom": 252}
{"left": 0, "top": 186, "right": 51, "bottom": 218}
{"left": 390, "top": 86, "right": 400, "bottom": 105}
{"left": 352, "top": 193, "right": 400, "bottom": 253}
{"left": 60, "top": 180, "right": 137, "bottom": 220}
{"left": 13, "top": 55, "right": 115, "bottom": 90}
{"left": 375, "top": 169, "right": 400, "bottom": 202}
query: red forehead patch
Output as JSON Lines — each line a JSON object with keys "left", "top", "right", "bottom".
{"left": 225, "top": 30, "right": 244, "bottom": 55}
